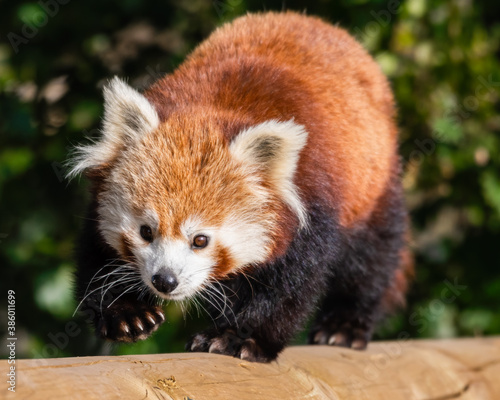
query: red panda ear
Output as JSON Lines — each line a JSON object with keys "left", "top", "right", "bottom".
{"left": 230, "top": 119, "right": 309, "bottom": 228}
{"left": 102, "top": 77, "right": 159, "bottom": 144}
{"left": 66, "top": 77, "right": 159, "bottom": 180}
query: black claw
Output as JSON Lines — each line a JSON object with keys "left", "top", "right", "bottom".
{"left": 186, "top": 329, "right": 276, "bottom": 362}
{"left": 94, "top": 299, "right": 166, "bottom": 343}
{"left": 309, "top": 317, "right": 373, "bottom": 350}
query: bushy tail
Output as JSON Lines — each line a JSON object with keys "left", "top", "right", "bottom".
{"left": 381, "top": 227, "right": 414, "bottom": 313}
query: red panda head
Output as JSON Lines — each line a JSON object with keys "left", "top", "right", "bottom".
{"left": 68, "top": 77, "right": 308, "bottom": 300}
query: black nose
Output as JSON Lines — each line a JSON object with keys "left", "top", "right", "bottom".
{"left": 151, "top": 270, "right": 178, "bottom": 294}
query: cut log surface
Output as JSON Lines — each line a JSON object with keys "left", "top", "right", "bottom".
{"left": 4, "top": 337, "right": 500, "bottom": 399}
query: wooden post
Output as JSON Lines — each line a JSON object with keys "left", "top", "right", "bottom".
{"left": 4, "top": 337, "right": 500, "bottom": 399}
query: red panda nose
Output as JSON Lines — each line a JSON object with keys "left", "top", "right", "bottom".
{"left": 151, "top": 270, "right": 178, "bottom": 294}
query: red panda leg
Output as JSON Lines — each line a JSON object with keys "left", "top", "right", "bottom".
{"left": 310, "top": 247, "right": 412, "bottom": 349}
{"left": 309, "top": 168, "right": 409, "bottom": 349}
{"left": 308, "top": 294, "right": 381, "bottom": 349}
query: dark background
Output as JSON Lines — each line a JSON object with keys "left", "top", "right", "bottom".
{"left": 1, "top": 0, "right": 499, "bottom": 359}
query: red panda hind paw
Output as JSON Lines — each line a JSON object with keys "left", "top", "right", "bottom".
{"left": 186, "top": 329, "right": 274, "bottom": 362}
{"left": 96, "top": 302, "right": 165, "bottom": 343}
{"left": 309, "top": 322, "right": 371, "bottom": 350}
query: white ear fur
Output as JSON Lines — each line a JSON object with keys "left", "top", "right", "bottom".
{"left": 230, "top": 119, "right": 309, "bottom": 228}
{"left": 66, "top": 77, "right": 159, "bottom": 179}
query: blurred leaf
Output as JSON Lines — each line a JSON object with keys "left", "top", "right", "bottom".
{"left": 0, "top": 148, "right": 34, "bottom": 180}
{"left": 481, "top": 170, "right": 500, "bottom": 216}
{"left": 406, "top": 0, "right": 427, "bottom": 18}
{"left": 68, "top": 101, "right": 101, "bottom": 130}
{"left": 433, "top": 117, "right": 463, "bottom": 144}
{"left": 34, "top": 264, "right": 74, "bottom": 319}
{"left": 459, "top": 309, "right": 494, "bottom": 334}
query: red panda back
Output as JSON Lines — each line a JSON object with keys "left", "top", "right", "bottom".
{"left": 146, "top": 11, "right": 398, "bottom": 228}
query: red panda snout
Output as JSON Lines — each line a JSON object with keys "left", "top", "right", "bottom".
{"left": 151, "top": 269, "right": 179, "bottom": 294}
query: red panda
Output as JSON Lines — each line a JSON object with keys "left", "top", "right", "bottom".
{"left": 69, "top": 11, "right": 412, "bottom": 362}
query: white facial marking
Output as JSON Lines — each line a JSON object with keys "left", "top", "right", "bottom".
{"left": 97, "top": 189, "right": 135, "bottom": 252}
{"left": 180, "top": 216, "right": 208, "bottom": 239}
{"left": 138, "top": 238, "right": 214, "bottom": 300}
{"left": 97, "top": 198, "right": 216, "bottom": 300}
{"left": 218, "top": 214, "right": 271, "bottom": 268}
{"left": 126, "top": 212, "right": 272, "bottom": 300}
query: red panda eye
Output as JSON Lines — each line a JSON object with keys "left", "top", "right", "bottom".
{"left": 192, "top": 234, "right": 209, "bottom": 249}
{"left": 140, "top": 225, "right": 153, "bottom": 243}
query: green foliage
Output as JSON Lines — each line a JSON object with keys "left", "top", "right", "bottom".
{"left": 1, "top": 0, "right": 499, "bottom": 359}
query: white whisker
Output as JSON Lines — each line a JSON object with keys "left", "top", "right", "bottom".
{"left": 107, "top": 281, "right": 144, "bottom": 308}
{"left": 73, "top": 260, "right": 142, "bottom": 317}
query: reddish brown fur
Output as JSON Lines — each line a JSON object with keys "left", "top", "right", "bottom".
{"left": 381, "top": 246, "right": 414, "bottom": 313}
{"left": 120, "top": 234, "right": 135, "bottom": 262}
{"left": 115, "top": 114, "right": 256, "bottom": 237}
{"left": 213, "top": 245, "right": 235, "bottom": 278}
{"left": 381, "top": 227, "right": 415, "bottom": 312}
{"left": 146, "top": 12, "right": 397, "bottom": 234}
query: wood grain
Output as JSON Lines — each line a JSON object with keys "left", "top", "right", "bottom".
{"left": 4, "top": 337, "right": 500, "bottom": 399}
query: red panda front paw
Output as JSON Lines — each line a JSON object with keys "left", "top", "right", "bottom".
{"left": 309, "top": 319, "right": 373, "bottom": 350}
{"left": 96, "top": 301, "right": 165, "bottom": 343}
{"left": 186, "top": 329, "right": 275, "bottom": 362}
